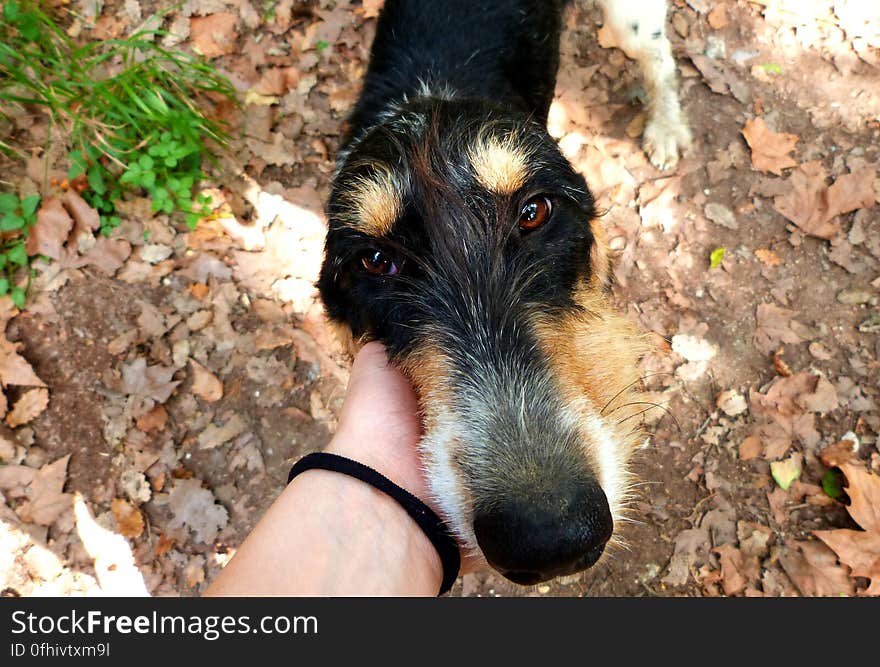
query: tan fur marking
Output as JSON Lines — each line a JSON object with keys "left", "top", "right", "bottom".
{"left": 534, "top": 287, "right": 647, "bottom": 429}
{"left": 399, "top": 343, "right": 454, "bottom": 431}
{"left": 344, "top": 169, "right": 403, "bottom": 236}
{"left": 468, "top": 134, "right": 530, "bottom": 194}
{"left": 531, "top": 284, "right": 652, "bottom": 527}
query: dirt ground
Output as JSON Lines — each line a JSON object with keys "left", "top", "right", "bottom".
{"left": 1, "top": 0, "right": 879, "bottom": 598}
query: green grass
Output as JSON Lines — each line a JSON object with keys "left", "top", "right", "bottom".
{"left": 0, "top": 191, "right": 39, "bottom": 307}
{"left": 0, "top": 0, "right": 237, "bottom": 236}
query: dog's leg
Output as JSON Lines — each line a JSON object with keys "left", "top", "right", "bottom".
{"left": 597, "top": 0, "right": 692, "bottom": 169}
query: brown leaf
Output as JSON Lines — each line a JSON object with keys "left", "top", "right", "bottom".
{"left": 135, "top": 404, "right": 168, "bottom": 432}
{"left": 361, "top": 0, "right": 384, "bottom": 19}
{"left": 155, "top": 533, "right": 174, "bottom": 556}
{"left": 754, "top": 421, "right": 792, "bottom": 459}
{"left": 755, "top": 248, "right": 782, "bottom": 267}
{"left": 62, "top": 190, "right": 100, "bottom": 237}
{"left": 690, "top": 55, "right": 751, "bottom": 103}
{"left": 796, "top": 376, "right": 838, "bottom": 414}
{"left": 713, "top": 543, "right": 757, "bottom": 596}
{"left": 161, "top": 478, "right": 228, "bottom": 543}
{"left": 76, "top": 237, "right": 132, "bottom": 275}
{"left": 754, "top": 303, "right": 803, "bottom": 355}
{"left": 773, "top": 163, "right": 876, "bottom": 241}
{"left": 111, "top": 498, "right": 144, "bottom": 539}
{"left": 19, "top": 455, "right": 73, "bottom": 525}
{"left": 707, "top": 3, "right": 729, "bottom": 29}
{"left": 0, "top": 336, "right": 46, "bottom": 388}
{"left": 26, "top": 197, "right": 73, "bottom": 260}
{"left": 819, "top": 439, "right": 857, "bottom": 468}
{"left": 190, "top": 359, "right": 223, "bottom": 402}
{"left": 838, "top": 463, "right": 880, "bottom": 534}
{"left": 778, "top": 540, "right": 855, "bottom": 596}
{"left": 773, "top": 349, "right": 793, "bottom": 377}
{"left": 739, "top": 435, "right": 762, "bottom": 460}
{"left": 742, "top": 117, "right": 798, "bottom": 175}
{"left": 189, "top": 14, "right": 238, "bottom": 58}
{"left": 814, "top": 529, "right": 880, "bottom": 596}
{"left": 825, "top": 168, "right": 877, "bottom": 223}
{"left": 5, "top": 387, "right": 49, "bottom": 427}
{"left": 117, "top": 358, "right": 180, "bottom": 417}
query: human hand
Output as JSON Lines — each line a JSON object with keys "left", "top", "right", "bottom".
{"left": 327, "top": 341, "right": 482, "bottom": 575}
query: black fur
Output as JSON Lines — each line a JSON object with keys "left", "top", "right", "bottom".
{"left": 316, "top": 0, "right": 622, "bottom": 585}
{"left": 318, "top": 0, "right": 596, "bottom": 361}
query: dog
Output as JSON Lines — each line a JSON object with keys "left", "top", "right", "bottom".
{"left": 317, "top": 0, "right": 688, "bottom": 586}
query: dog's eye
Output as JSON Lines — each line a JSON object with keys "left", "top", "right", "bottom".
{"left": 518, "top": 196, "right": 552, "bottom": 231}
{"left": 360, "top": 249, "right": 400, "bottom": 276}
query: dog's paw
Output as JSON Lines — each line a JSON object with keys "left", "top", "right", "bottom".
{"left": 643, "top": 113, "right": 693, "bottom": 171}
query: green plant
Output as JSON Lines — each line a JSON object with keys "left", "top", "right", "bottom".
{"left": 0, "top": 192, "right": 39, "bottom": 307}
{"left": 1, "top": 1, "right": 236, "bottom": 234}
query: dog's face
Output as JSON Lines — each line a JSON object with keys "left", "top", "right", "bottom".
{"left": 318, "top": 98, "right": 646, "bottom": 585}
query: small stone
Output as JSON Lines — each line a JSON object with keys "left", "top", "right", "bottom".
{"left": 705, "top": 35, "right": 726, "bottom": 59}
{"left": 24, "top": 545, "right": 63, "bottom": 581}
{"left": 704, "top": 202, "right": 738, "bottom": 230}
{"left": 671, "top": 334, "right": 718, "bottom": 362}
{"left": 717, "top": 389, "right": 748, "bottom": 417}
{"left": 120, "top": 470, "right": 151, "bottom": 504}
{"left": 858, "top": 313, "right": 880, "bottom": 333}
{"left": 837, "top": 290, "right": 874, "bottom": 305}
{"left": 186, "top": 310, "right": 213, "bottom": 332}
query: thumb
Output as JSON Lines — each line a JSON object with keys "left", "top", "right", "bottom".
{"left": 329, "top": 342, "right": 425, "bottom": 494}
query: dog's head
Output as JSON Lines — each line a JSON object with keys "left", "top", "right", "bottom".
{"left": 318, "top": 97, "right": 646, "bottom": 585}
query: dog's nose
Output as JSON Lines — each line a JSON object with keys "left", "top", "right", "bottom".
{"left": 473, "top": 478, "right": 613, "bottom": 585}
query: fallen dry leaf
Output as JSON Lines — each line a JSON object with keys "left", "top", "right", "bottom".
{"left": 713, "top": 543, "right": 758, "bottom": 596}
{"left": 755, "top": 248, "right": 782, "bottom": 267}
{"left": 774, "top": 163, "right": 876, "bottom": 240}
{"left": 198, "top": 414, "right": 247, "bottom": 450}
{"left": 771, "top": 453, "right": 803, "bottom": 490}
{"left": 739, "top": 435, "right": 762, "bottom": 460}
{"left": 62, "top": 190, "right": 100, "bottom": 243}
{"left": 76, "top": 237, "right": 132, "bottom": 275}
{"left": 815, "top": 463, "right": 880, "bottom": 595}
{"left": 754, "top": 303, "right": 803, "bottom": 355}
{"left": 26, "top": 197, "right": 73, "bottom": 260}
{"left": 111, "top": 498, "right": 144, "bottom": 539}
{"left": 796, "top": 375, "right": 838, "bottom": 413}
{"left": 742, "top": 117, "right": 798, "bottom": 175}
{"left": 819, "top": 437, "right": 858, "bottom": 468}
{"left": 135, "top": 404, "right": 168, "bottom": 432}
{"left": 160, "top": 478, "right": 229, "bottom": 544}
{"left": 361, "top": 0, "right": 384, "bottom": 19}
{"left": 190, "top": 359, "right": 223, "bottom": 402}
{"left": 5, "top": 387, "right": 49, "bottom": 427}
{"left": 707, "top": 3, "right": 729, "bottom": 29}
{"left": 0, "top": 337, "right": 46, "bottom": 388}
{"left": 779, "top": 540, "right": 855, "bottom": 596}
{"left": 18, "top": 455, "right": 72, "bottom": 526}
{"left": 114, "top": 358, "right": 180, "bottom": 419}
{"left": 189, "top": 14, "right": 238, "bottom": 58}
{"left": 691, "top": 54, "right": 750, "bottom": 103}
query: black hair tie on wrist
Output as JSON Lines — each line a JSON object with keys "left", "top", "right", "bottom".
{"left": 287, "top": 452, "right": 461, "bottom": 596}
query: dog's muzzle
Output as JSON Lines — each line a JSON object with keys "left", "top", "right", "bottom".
{"left": 472, "top": 474, "right": 613, "bottom": 585}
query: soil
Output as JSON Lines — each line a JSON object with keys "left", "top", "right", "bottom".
{"left": 1, "top": 0, "right": 878, "bottom": 598}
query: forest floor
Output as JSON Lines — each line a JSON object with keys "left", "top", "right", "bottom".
{"left": 1, "top": 0, "right": 879, "bottom": 597}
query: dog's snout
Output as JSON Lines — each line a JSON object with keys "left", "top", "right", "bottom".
{"left": 473, "top": 478, "right": 613, "bottom": 586}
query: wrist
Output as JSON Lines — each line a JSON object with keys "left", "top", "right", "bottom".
{"left": 291, "top": 465, "right": 443, "bottom": 595}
